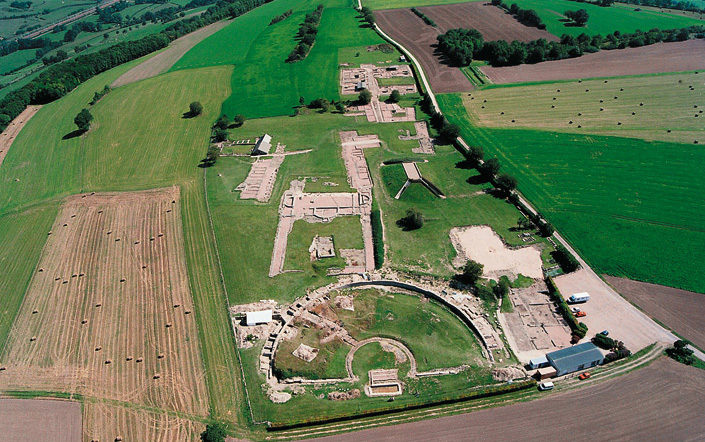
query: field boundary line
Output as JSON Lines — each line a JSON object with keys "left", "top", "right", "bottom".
{"left": 201, "top": 167, "right": 264, "bottom": 427}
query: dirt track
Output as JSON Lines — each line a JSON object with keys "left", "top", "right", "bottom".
{"left": 0, "top": 188, "right": 207, "bottom": 441}
{"left": 606, "top": 276, "right": 705, "bottom": 350}
{"left": 481, "top": 39, "right": 705, "bottom": 84}
{"left": 111, "top": 20, "right": 230, "bottom": 87}
{"left": 376, "top": 4, "right": 557, "bottom": 93}
{"left": 0, "top": 399, "right": 81, "bottom": 442}
{"left": 313, "top": 357, "right": 705, "bottom": 441}
{"left": 0, "top": 106, "right": 41, "bottom": 167}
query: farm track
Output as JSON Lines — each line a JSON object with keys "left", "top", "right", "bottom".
{"left": 0, "top": 187, "right": 208, "bottom": 441}
{"left": 0, "top": 105, "right": 41, "bottom": 168}
{"left": 112, "top": 20, "right": 232, "bottom": 88}
{"left": 481, "top": 39, "right": 705, "bottom": 84}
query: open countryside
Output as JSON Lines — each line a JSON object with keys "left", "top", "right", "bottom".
{"left": 1, "top": 0, "right": 705, "bottom": 440}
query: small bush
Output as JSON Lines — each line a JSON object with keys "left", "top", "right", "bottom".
{"left": 552, "top": 245, "right": 580, "bottom": 273}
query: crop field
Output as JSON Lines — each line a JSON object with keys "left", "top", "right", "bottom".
{"left": 0, "top": 0, "right": 90, "bottom": 38}
{"left": 606, "top": 276, "right": 705, "bottom": 350}
{"left": 508, "top": 0, "right": 705, "bottom": 37}
{"left": 361, "top": 0, "right": 477, "bottom": 10}
{"left": 176, "top": 0, "right": 391, "bottom": 118}
{"left": 326, "top": 357, "right": 705, "bottom": 441}
{"left": 417, "top": 3, "right": 558, "bottom": 42}
{"left": 0, "top": 398, "right": 82, "bottom": 442}
{"left": 0, "top": 188, "right": 209, "bottom": 441}
{"left": 481, "top": 40, "right": 705, "bottom": 84}
{"left": 463, "top": 72, "right": 705, "bottom": 144}
{"left": 439, "top": 93, "right": 705, "bottom": 293}
{"left": 375, "top": 8, "right": 473, "bottom": 93}
{"left": 0, "top": 61, "right": 243, "bottom": 431}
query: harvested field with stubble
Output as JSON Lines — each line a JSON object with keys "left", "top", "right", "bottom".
{"left": 317, "top": 357, "right": 705, "bottom": 441}
{"left": 606, "top": 276, "right": 705, "bottom": 350}
{"left": 0, "top": 187, "right": 208, "bottom": 441}
{"left": 112, "top": 20, "right": 231, "bottom": 88}
{"left": 481, "top": 39, "right": 705, "bottom": 84}
{"left": 376, "top": 3, "right": 557, "bottom": 93}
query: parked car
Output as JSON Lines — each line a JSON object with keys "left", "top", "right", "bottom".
{"left": 570, "top": 307, "right": 581, "bottom": 313}
{"left": 578, "top": 372, "right": 591, "bottom": 380}
{"left": 538, "top": 381, "right": 554, "bottom": 391}
{"left": 574, "top": 311, "right": 587, "bottom": 318}
{"left": 600, "top": 330, "right": 609, "bottom": 336}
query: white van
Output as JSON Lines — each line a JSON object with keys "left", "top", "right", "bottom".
{"left": 538, "top": 381, "right": 555, "bottom": 391}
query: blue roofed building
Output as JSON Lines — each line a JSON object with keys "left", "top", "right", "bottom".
{"left": 546, "top": 342, "right": 604, "bottom": 376}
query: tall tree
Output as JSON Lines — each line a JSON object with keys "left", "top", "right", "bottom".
{"left": 74, "top": 108, "right": 93, "bottom": 132}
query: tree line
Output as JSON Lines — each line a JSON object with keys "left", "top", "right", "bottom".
{"left": 491, "top": 0, "right": 545, "bottom": 29}
{"left": 286, "top": 5, "right": 323, "bottom": 63}
{"left": 269, "top": 9, "right": 292, "bottom": 25}
{"left": 0, "top": 0, "right": 273, "bottom": 131}
{"left": 437, "top": 25, "right": 704, "bottom": 67}
{"left": 410, "top": 7, "right": 436, "bottom": 27}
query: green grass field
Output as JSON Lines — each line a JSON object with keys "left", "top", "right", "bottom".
{"left": 439, "top": 92, "right": 705, "bottom": 293}
{"left": 284, "top": 216, "right": 365, "bottom": 272}
{"left": 464, "top": 72, "right": 705, "bottom": 144}
{"left": 274, "top": 323, "right": 350, "bottom": 379}
{"left": 175, "top": 0, "right": 392, "bottom": 118}
{"left": 510, "top": 0, "right": 705, "bottom": 37}
{"left": 335, "top": 289, "right": 485, "bottom": 370}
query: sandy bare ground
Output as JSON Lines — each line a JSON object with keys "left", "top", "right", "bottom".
{"left": 313, "top": 357, "right": 705, "bottom": 442}
{"left": 605, "top": 276, "right": 705, "bottom": 350}
{"left": 0, "top": 105, "right": 41, "bottom": 168}
{"left": 0, "top": 187, "right": 208, "bottom": 441}
{"left": 111, "top": 20, "right": 230, "bottom": 87}
{"left": 450, "top": 225, "right": 543, "bottom": 279}
{"left": 0, "top": 399, "right": 81, "bottom": 442}
{"left": 553, "top": 269, "right": 673, "bottom": 351}
{"left": 481, "top": 39, "right": 705, "bottom": 84}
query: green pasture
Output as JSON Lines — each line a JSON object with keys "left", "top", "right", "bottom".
{"left": 368, "top": 142, "right": 555, "bottom": 276}
{"left": 238, "top": 287, "right": 493, "bottom": 425}
{"left": 439, "top": 92, "right": 705, "bottom": 293}
{"left": 510, "top": 0, "right": 704, "bottom": 37}
{"left": 361, "top": 0, "right": 478, "bottom": 11}
{"left": 274, "top": 324, "right": 350, "bottom": 379}
{"left": 334, "top": 289, "right": 485, "bottom": 370}
{"left": 338, "top": 44, "right": 404, "bottom": 67}
{"left": 377, "top": 76, "right": 417, "bottom": 86}
{"left": 284, "top": 216, "right": 365, "bottom": 273}
{"left": 176, "top": 0, "right": 391, "bottom": 118}
{"left": 0, "top": 62, "right": 244, "bottom": 421}
{"left": 0, "top": 0, "right": 91, "bottom": 38}
{"left": 465, "top": 72, "right": 704, "bottom": 144}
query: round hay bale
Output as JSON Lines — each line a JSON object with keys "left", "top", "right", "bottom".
{"left": 153, "top": 374, "right": 160, "bottom": 379}
{"left": 500, "top": 111, "right": 504, "bottom": 115}
{"left": 158, "top": 233, "right": 164, "bottom": 237}
{"left": 585, "top": 89, "right": 589, "bottom": 92}
{"left": 95, "top": 346, "right": 102, "bottom": 351}
{"left": 120, "top": 278, "right": 126, "bottom": 282}
{"left": 604, "top": 80, "right": 608, "bottom": 83}
{"left": 81, "top": 319, "right": 88, "bottom": 324}
{"left": 173, "top": 304, "right": 180, "bottom": 308}
{"left": 639, "top": 102, "right": 644, "bottom": 106}
{"left": 55, "top": 277, "right": 60, "bottom": 281}
{"left": 79, "top": 273, "right": 84, "bottom": 277}
{"left": 552, "top": 97, "right": 556, "bottom": 100}
{"left": 157, "top": 353, "right": 165, "bottom": 359}
{"left": 96, "top": 303, "right": 102, "bottom": 307}
{"left": 551, "top": 105, "right": 555, "bottom": 108}
{"left": 38, "top": 268, "right": 44, "bottom": 272}
{"left": 126, "top": 356, "right": 133, "bottom": 361}
{"left": 667, "top": 129, "right": 672, "bottom": 133}
{"left": 30, "top": 336, "right": 36, "bottom": 342}
{"left": 577, "top": 125, "right": 582, "bottom": 128}
{"left": 600, "top": 99, "right": 603, "bottom": 103}
{"left": 620, "top": 88, "right": 623, "bottom": 91}
{"left": 617, "top": 122, "right": 622, "bottom": 125}
{"left": 578, "top": 112, "right": 582, "bottom": 116}
{"left": 600, "top": 108, "right": 604, "bottom": 111}
{"left": 569, "top": 121, "right": 573, "bottom": 124}
{"left": 0, "top": 367, "right": 6, "bottom": 371}
{"left": 134, "top": 240, "right": 140, "bottom": 244}
{"left": 557, "top": 89, "right": 560, "bottom": 92}
{"left": 115, "top": 238, "right": 120, "bottom": 242}
{"left": 32, "top": 310, "right": 38, "bottom": 314}
{"left": 166, "top": 209, "right": 172, "bottom": 213}
{"left": 165, "top": 323, "right": 172, "bottom": 328}
{"left": 185, "top": 310, "right": 191, "bottom": 315}
{"left": 63, "top": 224, "right": 68, "bottom": 227}
{"left": 632, "top": 112, "right": 636, "bottom": 115}
{"left": 511, "top": 119, "right": 515, "bottom": 123}
{"left": 136, "top": 357, "right": 143, "bottom": 363}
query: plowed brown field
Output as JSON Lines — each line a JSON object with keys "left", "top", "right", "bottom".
{"left": 481, "top": 39, "right": 705, "bottom": 84}
{"left": 376, "top": 3, "right": 557, "bottom": 93}
{"left": 315, "top": 357, "right": 705, "bottom": 441}
{"left": 0, "top": 187, "right": 207, "bottom": 441}
{"left": 606, "top": 276, "right": 705, "bottom": 350}
{"left": 0, "top": 398, "right": 81, "bottom": 442}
